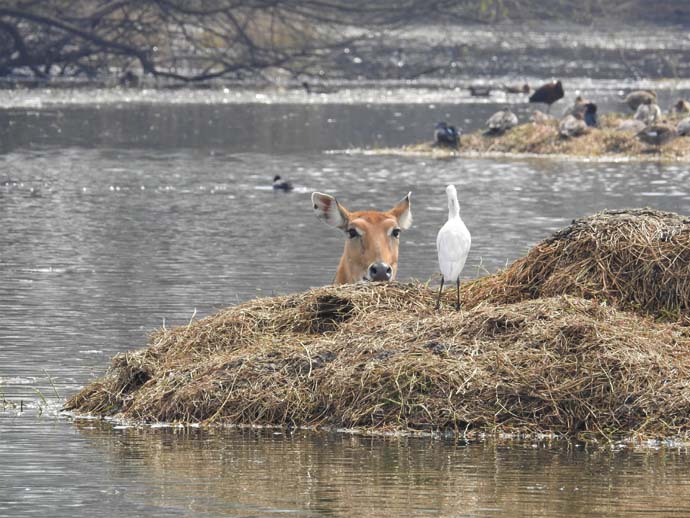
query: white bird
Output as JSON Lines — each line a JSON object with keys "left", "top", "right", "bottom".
{"left": 436, "top": 185, "right": 471, "bottom": 310}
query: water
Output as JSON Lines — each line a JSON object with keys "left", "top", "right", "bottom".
{"left": 2, "top": 422, "right": 690, "bottom": 518}
{"left": 3, "top": 39, "right": 690, "bottom": 517}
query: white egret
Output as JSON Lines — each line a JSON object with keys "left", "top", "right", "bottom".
{"left": 436, "top": 185, "right": 471, "bottom": 310}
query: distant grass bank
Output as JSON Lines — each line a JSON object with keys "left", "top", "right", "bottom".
{"left": 380, "top": 114, "right": 690, "bottom": 161}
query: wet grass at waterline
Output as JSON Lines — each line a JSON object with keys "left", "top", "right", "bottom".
{"left": 66, "top": 209, "right": 690, "bottom": 440}
{"left": 377, "top": 114, "right": 690, "bottom": 160}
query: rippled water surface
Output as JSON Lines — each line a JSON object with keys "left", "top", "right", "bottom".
{"left": 3, "top": 59, "right": 690, "bottom": 516}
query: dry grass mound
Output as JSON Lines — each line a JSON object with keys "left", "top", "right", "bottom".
{"left": 65, "top": 286, "right": 690, "bottom": 439}
{"left": 463, "top": 208, "right": 690, "bottom": 322}
{"left": 381, "top": 113, "right": 690, "bottom": 160}
{"left": 65, "top": 209, "right": 690, "bottom": 439}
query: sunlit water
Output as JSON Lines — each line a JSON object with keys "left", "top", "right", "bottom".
{"left": 3, "top": 62, "right": 690, "bottom": 517}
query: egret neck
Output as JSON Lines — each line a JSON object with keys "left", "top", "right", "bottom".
{"left": 447, "top": 186, "right": 460, "bottom": 220}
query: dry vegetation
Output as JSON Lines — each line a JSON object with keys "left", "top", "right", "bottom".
{"left": 384, "top": 114, "right": 690, "bottom": 160}
{"left": 66, "top": 209, "right": 690, "bottom": 440}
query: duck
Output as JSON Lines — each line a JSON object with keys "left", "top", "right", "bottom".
{"left": 529, "top": 80, "right": 564, "bottom": 113}
{"left": 301, "top": 81, "right": 337, "bottom": 94}
{"left": 566, "top": 95, "right": 586, "bottom": 116}
{"left": 670, "top": 99, "right": 690, "bottom": 115}
{"left": 118, "top": 70, "right": 139, "bottom": 88}
{"left": 634, "top": 97, "right": 661, "bottom": 125}
{"left": 434, "top": 122, "right": 460, "bottom": 148}
{"left": 485, "top": 108, "right": 518, "bottom": 135}
{"left": 623, "top": 90, "right": 656, "bottom": 111}
{"left": 529, "top": 110, "right": 553, "bottom": 124}
{"left": 676, "top": 117, "right": 690, "bottom": 136}
{"left": 503, "top": 83, "right": 530, "bottom": 94}
{"left": 559, "top": 113, "right": 588, "bottom": 138}
{"left": 468, "top": 85, "right": 492, "bottom": 97}
{"left": 637, "top": 123, "right": 677, "bottom": 148}
{"left": 272, "top": 175, "right": 294, "bottom": 191}
{"left": 583, "top": 103, "right": 598, "bottom": 127}
{"left": 559, "top": 114, "right": 587, "bottom": 138}
{"left": 616, "top": 119, "right": 646, "bottom": 133}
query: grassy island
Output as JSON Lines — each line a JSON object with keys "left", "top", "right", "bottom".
{"left": 66, "top": 209, "right": 690, "bottom": 440}
{"left": 376, "top": 114, "right": 690, "bottom": 160}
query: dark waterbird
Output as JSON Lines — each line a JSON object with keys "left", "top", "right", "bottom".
{"left": 272, "top": 175, "right": 294, "bottom": 191}
{"left": 529, "top": 80, "right": 564, "bottom": 113}
{"left": 434, "top": 122, "right": 460, "bottom": 148}
{"left": 584, "top": 102, "right": 598, "bottom": 127}
{"left": 468, "top": 85, "right": 492, "bottom": 97}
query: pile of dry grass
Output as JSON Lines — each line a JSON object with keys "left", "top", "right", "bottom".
{"left": 463, "top": 208, "right": 690, "bottom": 322}
{"left": 385, "top": 113, "right": 690, "bottom": 159}
{"left": 66, "top": 209, "right": 690, "bottom": 439}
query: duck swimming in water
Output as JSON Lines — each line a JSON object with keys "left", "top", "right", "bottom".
{"left": 434, "top": 122, "right": 460, "bottom": 148}
{"left": 468, "top": 85, "right": 492, "bottom": 97}
{"left": 272, "top": 175, "right": 294, "bottom": 191}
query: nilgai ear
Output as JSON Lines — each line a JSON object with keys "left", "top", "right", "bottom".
{"left": 389, "top": 192, "right": 412, "bottom": 229}
{"left": 312, "top": 192, "right": 349, "bottom": 230}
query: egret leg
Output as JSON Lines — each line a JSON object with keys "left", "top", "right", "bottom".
{"left": 456, "top": 278, "right": 461, "bottom": 311}
{"left": 435, "top": 276, "right": 444, "bottom": 311}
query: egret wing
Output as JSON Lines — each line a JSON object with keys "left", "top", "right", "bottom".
{"left": 437, "top": 222, "right": 471, "bottom": 281}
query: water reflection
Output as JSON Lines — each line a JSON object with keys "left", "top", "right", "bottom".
{"left": 51, "top": 422, "right": 690, "bottom": 517}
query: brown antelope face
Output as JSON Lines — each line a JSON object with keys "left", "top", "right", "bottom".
{"left": 312, "top": 192, "right": 412, "bottom": 284}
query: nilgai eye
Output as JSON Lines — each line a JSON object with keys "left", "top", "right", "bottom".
{"left": 347, "top": 228, "right": 358, "bottom": 239}
{"left": 391, "top": 228, "right": 401, "bottom": 238}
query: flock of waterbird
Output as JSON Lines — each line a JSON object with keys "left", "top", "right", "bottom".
{"left": 434, "top": 80, "right": 690, "bottom": 149}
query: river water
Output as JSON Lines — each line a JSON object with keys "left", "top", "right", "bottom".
{"left": 3, "top": 40, "right": 690, "bottom": 516}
